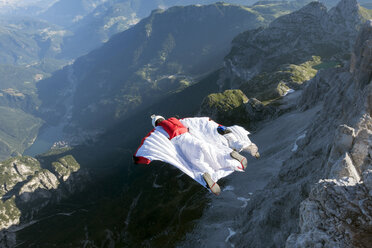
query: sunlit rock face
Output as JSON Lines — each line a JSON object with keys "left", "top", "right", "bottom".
{"left": 286, "top": 19, "right": 372, "bottom": 248}
{"left": 222, "top": 0, "right": 365, "bottom": 90}
{"left": 226, "top": 17, "right": 371, "bottom": 248}
{"left": 0, "top": 154, "right": 89, "bottom": 243}
{"left": 196, "top": 1, "right": 371, "bottom": 244}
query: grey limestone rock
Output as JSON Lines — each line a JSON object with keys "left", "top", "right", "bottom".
{"left": 245, "top": 98, "right": 276, "bottom": 125}
{"left": 329, "top": 152, "right": 360, "bottom": 181}
{"left": 285, "top": 18, "right": 372, "bottom": 248}
{"left": 222, "top": 0, "right": 365, "bottom": 90}
{"left": 286, "top": 177, "right": 372, "bottom": 248}
{"left": 198, "top": 90, "right": 275, "bottom": 128}
{"left": 351, "top": 127, "right": 372, "bottom": 173}
{"left": 363, "top": 169, "right": 372, "bottom": 195}
{"left": 351, "top": 20, "right": 372, "bottom": 88}
{"left": 51, "top": 155, "right": 80, "bottom": 182}
{"left": 18, "top": 170, "right": 59, "bottom": 203}
{"left": 231, "top": 14, "right": 372, "bottom": 248}
{"left": 298, "top": 68, "right": 344, "bottom": 111}
{"left": 333, "top": 125, "right": 356, "bottom": 156}
{"left": 0, "top": 154, "right": 89, "bottom": 234}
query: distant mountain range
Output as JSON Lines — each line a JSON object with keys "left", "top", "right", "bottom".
{"left": 0, "top": 18, "right": 66, "bottom": 65}
{"left": 0, "top": 0, "right": 57, "bottom": 15}
{"left": 37, "top": 1, "right": 311, "bottom": 139}
{"left": 0, "top": 1, "right": 317, "bottom": 59}
{"left": 37, "top": 0, "right": 109, "bottom": 27}
{"left": 4, "top": 0, "right": 370, "bottom": 60}
{"left": 45, "top": 0, "right": 308, "bottom": 58}
{"left": 0, "top": 15, "right": 70, "bottom": 160}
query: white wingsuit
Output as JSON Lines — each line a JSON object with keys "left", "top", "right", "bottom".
{"left": 134, "top": 117, "right": 257, "bottom": 188}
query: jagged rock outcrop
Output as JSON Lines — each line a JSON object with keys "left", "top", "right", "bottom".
{"left": 286, "top": 115, "right": 372, "bottom": 247}
{"left": 245, "top": 98, "right": 276, "bottom": 124}
{"left": 0, "top": 155, "right": 89, "bottom": 233}
{"left": 0, "top": 197, "right": 21, "bottom": 231}
{"left": 236, "top": 56, "right": 321, "bottom": 101}
{"left": 198, "top": 89, "right": 275, "bottom": 127}
{"left": 221, "top": 0, "right": 366, "bottom": 92}
{"left": 198, "top": 89, "right": 249, "bottom": 125}
{"left": 286, "top": 19, "right": 372, "bottom": 248}
{"left": 231, "top": 19, "right": 372, "bottom": 248}
{"left": 18, "top": 169, "right": 60, "bottom": 203}
{"left": 51, "top": 155, "right": 80, "bottom": 181}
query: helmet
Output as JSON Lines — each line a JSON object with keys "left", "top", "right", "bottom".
{"left": 151, "top": 114, "right": 165, "bottom": 127}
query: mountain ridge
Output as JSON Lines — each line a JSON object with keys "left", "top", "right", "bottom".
{"left": 215, "top": 0, "right": 369, "bottom": 107}
{"left": 37, "top": 1, "right": 307, "bottom": 141}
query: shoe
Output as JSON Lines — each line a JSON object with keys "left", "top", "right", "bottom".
{"left": 230, "top": 151, "right": 247, "bottom": 170}
{"left": 243, "top": 144, "right": 259, "bottom": 158}
{"left": 254, "top": 152, "right": 260, "bottom": 159}
{"left": 203, "top": 172, "right": 221, "bottom": 196}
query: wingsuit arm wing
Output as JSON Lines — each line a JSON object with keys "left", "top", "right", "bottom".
{"left": 133, "top": 127, "right": 191, "bottom": 171}
{"left": 134, "top": 126, "right": 208, "bottom": 185}
{"left": 133, "top": 129, "right": 156, "bottom": 164}
{"left": 133, "top": 128, "right": 176, "bottom": 164}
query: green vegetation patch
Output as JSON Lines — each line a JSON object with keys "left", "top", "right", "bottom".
{"left": 359, "top": 6, "right": 372, "bottom": 20}
{"left": 52, "top": 155, "right": 80, "bottom": 180}
{"left": 0, "top": 107, "right": 43, "bottom": 160}
{"left": 0, "top": 65, "right": 38, "bottom": 94}
{"left": 251, "top": 3, "right": 292, "bottom": 19}
{"left": 312, "top": 61, "right": 341, "bottom": 70}
{"left": 0, "top": 156, "right": 41, "bottom": 195}
{"left": 0, "top": 196, "right": 21, "bottom": 230}
{"left": 40, "top": 147, "right": 73, "bottom": 157}
{"left": 203, "top": 89, "right": 248, "bottom": 112}
{"left": 240, "top": 56, "right": 341, "bottom": 102}
{"left": 52, "top": 162, "right": 69, "bottom": 179}
{"left": 200, "top": 89, "right": 249, "bottom": 125}
{"left": 58, "top": 155, "right": 80, "bottom": 171}
{"left": 285, "top": 56, "right": 321, "bottom": 83}
{"left": 0, "top": 154, "right": 80, "bottom": 231}
{"left": 361, "top": 3, "right": 372, "bottom": 9}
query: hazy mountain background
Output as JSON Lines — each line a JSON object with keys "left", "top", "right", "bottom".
{"left": 37, "top": 1, "right": 310, "bottom": 138}
{"left": 0, "top": 0, "right": 371, "bottom": 247}
{"left": 0, "top": 0, "right": 298, "bottom": 160}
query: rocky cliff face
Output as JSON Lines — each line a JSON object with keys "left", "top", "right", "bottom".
{"left": 221, "top": 0, "right": 367, "bottom": 93}
{"left": 0, "top": 154, "right": 89, "bottom": 246}
{"left": 198, "top": 89, "right": 275, "bottom": 128}
{"left": 286, "top": 19, "right": 372, "bottom": 248}
{"left": 198, "top": 89, "right": 249, "bottom": 125}
{"left": 230, "top": 19, "right": 372, "bottom": 248}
